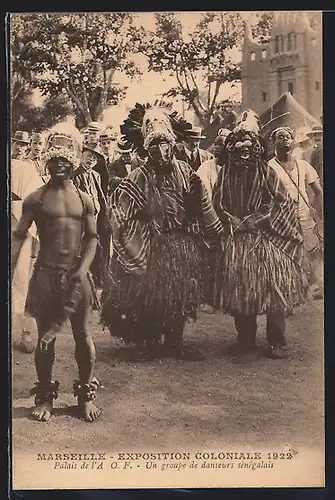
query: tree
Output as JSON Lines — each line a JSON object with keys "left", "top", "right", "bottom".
{"left": 10, "top": 13, "right": 145, "bottom": 128}
{"left": 251, "top": 12, "right": 274, "bottom": 44}
{"left": 11, "top": 92, "right": 73, "bottom": 134}
{"left": 144, "top": 12, "right": 273, "bottom": 130}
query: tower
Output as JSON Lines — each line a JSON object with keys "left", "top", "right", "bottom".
{"left": 241, "top": 12, "right": 322, "bottom": 121}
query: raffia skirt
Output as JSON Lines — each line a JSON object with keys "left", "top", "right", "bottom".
{"left": 214, "top": 232, "right": 307, "bottom": 316}
{"left": 100, "top": 233, "right": 203, "bottom": 344}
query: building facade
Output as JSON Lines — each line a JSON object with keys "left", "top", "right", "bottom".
{"left": 241, "top": 12, "right": 322, "bottom": 121}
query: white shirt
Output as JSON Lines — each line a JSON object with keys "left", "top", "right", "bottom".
{"left": 268, "top": 157, "right": 319, "bottom": 222}
{"left": 197, "top": 158, "right": 222, "bottom": 198}
{"left": 11, "top": 159, "right": 43, "bottom": 238}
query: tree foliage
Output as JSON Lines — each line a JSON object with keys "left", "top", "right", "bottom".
{"left": 144, "top": 12, "right": 273, "bottom": 129}
{"left": 251, "top": 12, "right": 274, "bottom": 44}
{"left": 11, "top": 91, "right": 73, "bottom": 134}
{"left": 10, "top": 13, "right": 145, "bottom": 127}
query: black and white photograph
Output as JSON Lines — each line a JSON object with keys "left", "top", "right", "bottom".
{"left": 9, "top": 11, "right": 324, "bottom": 489}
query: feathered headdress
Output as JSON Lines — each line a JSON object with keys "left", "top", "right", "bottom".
{"left": 234, "top": 109, "right": 261, "bottom": 135}
{"left": 120, "top": 101, "right": 193, "bottom": 151}
{"left": 224, "top": 109, "right": 268, "bottom": 161}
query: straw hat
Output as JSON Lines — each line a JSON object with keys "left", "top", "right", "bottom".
{"left": 295, "top": 126, "right": 312, "bottom": 144}
{"left": 187, "top": 126, "right": 206, "bottom": 140}
{"left": 307, "top": 125, "right": 323, "bottom": 137}
{"left": 99, "top": 129, "right": 117, "bottom": 142}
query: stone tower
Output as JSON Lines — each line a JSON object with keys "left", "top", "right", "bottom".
{"left": 241, "top": 11, "right": 322, "bottom": 121}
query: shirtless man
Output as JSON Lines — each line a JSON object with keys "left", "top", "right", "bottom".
{"left": 11, "top": 141, "right": 101, "bottom": 422}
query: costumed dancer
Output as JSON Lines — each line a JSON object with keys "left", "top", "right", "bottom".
{"left": 101, "top": 103, "right": 223, "bottom": 361}
{"left": 11, "top": 135, "right": 102, "bottom": 422}
{"left": 212, "top": 110, "right": 307, "bottom": 359}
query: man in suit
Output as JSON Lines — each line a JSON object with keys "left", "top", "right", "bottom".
{"left": 107, "top": 137, "right": 135, "bottom": 194}
{"left": 12, "top": 130, "right": 30, "bottom": 160}
{"left": 308, "top": 125, "right": 323, "bottom": 186}
{"left": 99, "top": 129, "right": 118, "bottom": 167}
{"left": 82, "top": 122, "right": 110, "bottom": 198}
{"left": 174, "top": 126, "right": 213, "bottom": 171}
{"left": 26, "top": 132, "right": 49, "bottom": 182}
{"left": 72, "top": 144, "right": 108, "bottom": 289}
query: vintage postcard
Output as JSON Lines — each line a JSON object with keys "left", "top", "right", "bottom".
{"left": 10, "top": 11, "right": 324, "bottom": 489}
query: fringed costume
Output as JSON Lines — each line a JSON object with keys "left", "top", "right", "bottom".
{"left": 211, "top": 111, "right": 307, "bottom": 357}
{"left": 101, "top": 104, "right": 223, "bottom": 357}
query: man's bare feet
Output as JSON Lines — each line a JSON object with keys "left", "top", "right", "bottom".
{"left": 31, "top": 402, "right": 53, "bottom": 422}
{"left": 78, "top": 401, "right": 102, "bottom": 422}
{"left": 30, "top": 380, "right": 60, "bottom": 422}
{"left": 73, "top": 378, "right": 101, "bottom": 422}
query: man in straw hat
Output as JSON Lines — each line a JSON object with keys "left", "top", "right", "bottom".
{"left": 107, "top": 136, "right": 134, "bottom": 194}
{"left": 101, "top": 103, "right": 223, "bottom": 361}
{"left": 175, "top": 125, "right": 213, "bottom": 171}
{"left": 26, "top": 132, "right": 48, "bottom": 181}
{"left": 99, "top": 128, "right": 117, "bottom": 165}
{"left": 212, "top": 113, "right": 307, "bottom": 359}
{"left": 291, "top": 126, "right": 314, "bottom": 163}
{"left": 11, "top": 133, "right": 102, "bottom": 422}
{"left": 308, "top": 125, "right": 323, "bottom": 185}
{"left": 268, "top": 126, "right": 323, "bottom": 301}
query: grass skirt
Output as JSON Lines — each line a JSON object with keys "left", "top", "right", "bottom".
{"left": 101, "top": 233, "right": 203, "bottom": 344}
{"left": 214, "top": 232, "right": 307, "bottom": 316}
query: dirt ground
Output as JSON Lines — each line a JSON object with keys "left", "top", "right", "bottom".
{"left": 12, "top": 298, "right": 324, "bottom": 453}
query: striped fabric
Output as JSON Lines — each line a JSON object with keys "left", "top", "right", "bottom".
{"left": 212, "top": 160, "right": 306, "bottom": 315}
{"left": 109, "top": 158, "right": 223, "bottom": 274}
{"left": 212, "top": 161, "right": 305, "bottom": 267}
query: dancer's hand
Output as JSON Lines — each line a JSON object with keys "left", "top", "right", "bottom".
{"left": 235, "top": 215, "right": 258, "bottom": 232}
{"left": 228, "top": 215, "right": 242, "bottom": 230}
{"left": 70, "top": 269, "right": 86, "bottom": 284}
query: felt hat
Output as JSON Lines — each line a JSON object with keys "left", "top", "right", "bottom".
{"left": 82, "top": 143, "right": 105, "bottom": 160}
{"left": 115, "top": 136, "right": 133, "bottom": 154}
{"left": 12, "top": 130, "right": 30, "bottom": 144}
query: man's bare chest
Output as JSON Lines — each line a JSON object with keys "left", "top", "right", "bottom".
{"left": 39, "top": 189, "right": 84, "bottom": 220}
